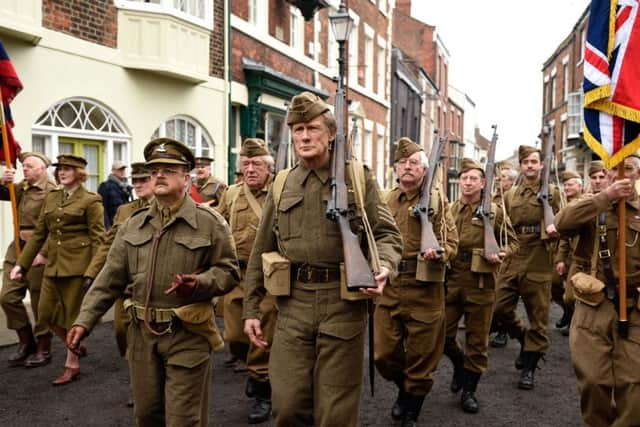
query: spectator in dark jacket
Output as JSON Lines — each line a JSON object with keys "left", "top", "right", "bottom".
{"left": 98, "top": 161, "right": 132, "bottom": 228}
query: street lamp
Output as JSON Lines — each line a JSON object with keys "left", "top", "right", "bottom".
{"left": 329, "top": 2, "right": 353, "bottom": 86}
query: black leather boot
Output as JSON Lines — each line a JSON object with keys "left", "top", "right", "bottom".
{"left": 518, "top": 352, "right": 543, "bottom": 390}
{"left": 514, "top": 331, "right": 526, "bottom": 370}
{"left": 444, "top": 346, "right": 465, "bottom": 393}
{"left": 489, "top": 331, "right": 508, "bottom": 348}
{"left": 555, "top": 305, "right": 572, "bottom": 328}
{"left": 391, "top": 377, "right": 407, "bottom": 420}
{"left": 460, "top": 369, "right": 481, "bottom": 414}
{"left": 401, "top": 393, "right": 425, "bottom": 427}
{"left": 247, "top": 380, "right": 272, "bottom": 424}
{"left": 245, "top": 376, "right": 257, "bottom": 398}
{"left": 8, "top": 326, "right": 36, "bottom": 367}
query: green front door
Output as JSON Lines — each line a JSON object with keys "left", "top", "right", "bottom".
{"left": 58, "top": 137, "right": 104, "bottom": 192}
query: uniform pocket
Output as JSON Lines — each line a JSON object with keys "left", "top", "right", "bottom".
{"left": 319, "top": 320, "right": 365, "bottom": 341}
{"left": 277, "top": 193, "right": 304, "bottom": 240}
{"left": 466, "top": 287, "right": 495, "bottom": 306}
{"left": 124, "top": 232, "right": 153, "bottom": 274}
{"left": 167, "top": 350, "right": 211, "bottom": 368}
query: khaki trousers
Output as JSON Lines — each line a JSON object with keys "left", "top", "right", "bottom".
{"left": 445, "top": 284, "right": 495, "bottom": 373}
{"left": 570, "top": 299, "right": 640, "bottom": 427}
{"left": 223, "top": 283, "right": 249, "bottom": 360}
{"left": 127, "top": 320, "right": 212, "bottom": 427}
{"left": 374, "top": 274, "right": 445, "bottom": 395}
{"left": 270, "top": 283, "right": 367, "bottom": 427}
{"left": 113, "top": 297, "right": 130, "bottom": 357}
{"left": 1, "top": 256, "right": 47, "bottom": 336}
{"left": 247, "top": 292, "right": 277, "bottom": 382}
{"left": 494, "top": 271, "right": 552, "bottom": 353}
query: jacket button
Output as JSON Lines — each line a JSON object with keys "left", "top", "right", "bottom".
{"left": 56, "top": 219, "right": 60, "bottom": 222}
{"left": 57, "top": 241, "right": 61, "bottom": 245}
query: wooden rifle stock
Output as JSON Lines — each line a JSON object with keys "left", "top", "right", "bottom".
{"left": 413, "top": 130, "right": 446, "bottom": 256}
{"left": 327, "top": 76, "right": 375, "bottom": 290}
{"left": 477, "top": 125, "right": 501, "bottom": 259}
{"left": 538, "top": 124, "right": 555, "bottom": 229}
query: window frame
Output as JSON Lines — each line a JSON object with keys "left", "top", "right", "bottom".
{"left": 115, "top": 0, "right": 214, "bottom": 30}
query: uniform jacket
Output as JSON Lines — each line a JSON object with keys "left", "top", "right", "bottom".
{"left": 74, "top": 196, "right": 240, "bottom": 332}
{"left": 216, "top": 177, "right": 272, "bottom": 262}
{"left": 1, "top": 177, "right": 56, "bottom": 263}
{"left": 17, "top": 185, "right": 106, "bottom": 278}
{"left": 195, "top": 176, "right": 227, "bottom": 205}
{"left": 500, "top": 179, "right": 560, "bottom": 278}
{"left": 555, "top": 190, "right": 640, "bottom": 288}
{"left": 448, "top": 199, "right": 518, "bottom": 287}
{"left": 242, "top": 161, "right": 402, "bottom": 320}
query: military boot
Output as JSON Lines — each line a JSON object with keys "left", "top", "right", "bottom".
{"left": 489, "top": 331, "right": 508, "bottom": 348}
{"left": 518, "top": 352, "right": 543, "bottom": 390}
{"left": 460, "top": 369, "right": 481, "bottom": 414}
{"left": 391, "top": 377, "right": 407, "bottom": 420}
{"left": 247, "top": 380, "right": 271, "bottom": 424}
{"left": 24, "top": 333, "right": 52, "bottom": 368}
{"left": 401, "top": 393, "right": 425, "bottom": 427}
{"left": 8, "top": 326, "right": 37, "bottom": 367}
{"left": 555, "top": 305, "right": 572, "bottom": 328}
{"left": 514, "top": 331, "right": 526, "bottom": 370}
{"left": 444, "top": 346, "right": 465, "bottom": 393}
{"left": 245, "top": 376, "right": 257, "bottom": 398}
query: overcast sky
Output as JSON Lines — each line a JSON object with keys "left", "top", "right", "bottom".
{"left": 411, "top": 0, "right": 591, "bottom": 159}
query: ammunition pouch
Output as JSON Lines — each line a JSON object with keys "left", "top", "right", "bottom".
{"left": 262, "top": 251, "right": 291, "bottom": 296}
{"left": 471, "top": 248, "right": 498, "bottom": 274}
{"left": 570, "top": 272, "right": 606, "bottom": 307}
{"left": 416, "top": 255, "right": 446, "bottom": 283}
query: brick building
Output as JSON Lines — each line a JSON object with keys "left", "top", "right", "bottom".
{"left": 230, "top": 0, "right": 393, "bottom": 187}
{"left": 541, "top": 5, "right": 590, "bottom": 177}
{"left": 0, "top": 0, "right": 229, "bottom": 256}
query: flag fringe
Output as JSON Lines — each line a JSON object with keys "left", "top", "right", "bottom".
{"left": 607, "top": 0, "right": 618, "bottom": 58}
{"left": 584, "top": 123, "right": 640, "bottom": 169}
{"left": 585, "top": 85, "right": 612, "bottom": 106}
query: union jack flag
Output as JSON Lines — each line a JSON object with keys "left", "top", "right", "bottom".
{"left": 0, "top": 39, "right": 23, "bottom": 165}
{"left": 584, "top": 0, "right": 640, "bottom": 168}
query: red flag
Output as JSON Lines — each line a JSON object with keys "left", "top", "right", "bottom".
{"left": 0, "top": 39, "right": 23, "bottom": 165}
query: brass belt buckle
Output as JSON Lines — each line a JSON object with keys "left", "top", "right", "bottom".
{"left": 598, "top": 249, "right": 611, "bottom": 259}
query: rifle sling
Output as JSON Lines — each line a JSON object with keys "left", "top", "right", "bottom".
{"left": 597, "top": 212, "right": 617, "bottom": 301}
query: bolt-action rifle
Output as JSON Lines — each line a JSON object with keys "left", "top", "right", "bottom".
{"left": 326, "top": 80, "right": 376, "bottom": 291}
{"left": 475, "top": 125, "right": 501, "bottom": 260}
{"left": 538, "top": 124, "right": 555, "bottom": 230}
{"left": 412, "top": 130, "right": 446, "bottom": 256}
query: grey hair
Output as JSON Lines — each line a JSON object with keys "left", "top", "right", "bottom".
{"left": 503, "top": 169, "right": 518, "bottom": 181}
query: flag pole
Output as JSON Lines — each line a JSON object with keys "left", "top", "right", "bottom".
{"left": 0, "top": 97, "right": 21, "bottom": 256}
{"left": 617, "top": 165, "right": 628, "bottom": 337}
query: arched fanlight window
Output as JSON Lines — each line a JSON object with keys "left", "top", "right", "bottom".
{"left": 151, "top": 115, "right": 214, "bottom": 158}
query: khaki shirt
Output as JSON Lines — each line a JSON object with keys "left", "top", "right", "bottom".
{"left": 242, "top": 161, "right": 403, "bottom": 319}
{"left": 385, "top": 186, "right": 458, "bottom": 262}
{"left": 74, "top": 196, "right": 240, "bottom": 332}
{"left": 554, "top": 193, "right": 583, "bottom": 268}
{"left": 448, "top": 199, "right": 518, "bottom": 284}
{"left": 1, "top": 177, "right": 56, "bottom": 262}
{"left": 17, "top": 185, "right": 106, "bottom": 278}
{"left": 501, "top": 179, "right": 560, "bottom": 277}
{"left": 217, "top": 177, "right": 272, "bottom": 262}
{"left": 555, "top": 191, "right": 640, "bottom": 289}
{"left": 195, "top": 176, "right": 227, "bottom": 206}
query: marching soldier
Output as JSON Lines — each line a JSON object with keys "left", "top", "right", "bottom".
{"left": 243, "top": 92, "right": 402, "bottom": 427}
{"left": 67, "top": 138, "right": 240, "bottom": 426}
{"left": 552, "top": 170, "right": 584, "bottom": 335}
{"left": 1, "top": 152, "right": 56, "bottom": 367}
{"left": 444, "top": 158, "right": 518, "bottom": 413}
{"left": 10, "top": 154, "right": 106, "bottom": 385}
{"left": 587, "top": 160, "right": 609, "bottom": 195}
{"left": 491, "top": 145, "right": 560, "bottom": 390}
{"left": 375, "top": 138, "right": 458, "bottom": 426}
{"left": 554, "top": 155, "right": 640, "bottom": 426}
{"left": 193, "top": 156, "right": 226, "bottom": 207}
{"left": 217, "top": 138, "right": 276, "bottom": 424}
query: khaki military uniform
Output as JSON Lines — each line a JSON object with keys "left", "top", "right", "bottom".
{"left": 74, "top": 197, "right": 240, "bottom": 427}
{"left": 374, "top": 186, "right": 458, "bottom": 396}
{"left": 445, "top": 200, "right": 518, "bottom": 373}
{"left": 94, "top": 198, "right": 152, "bottom": 357}
{"left": 555, "top": 191, "right": 640, "bottom": 426}
{"left": 243, "top": 162, "right": 402, "bottom": 427}
{"left": 1, "top": 177, "right": 56, "bottom": 337}
{"left": 493, "top": 180, "right": 560, "bottom": 353}
{"left": 217, "top": 178, "right": 275, "bottom": 381}
{"left": 17, "top": 185, "right": 106, "bottom": 330}
{"left": 553, "top": 195, "right": 584, "bottom": 305}
{"left": 195, "top": 175, "right": 227, "bottom": 206}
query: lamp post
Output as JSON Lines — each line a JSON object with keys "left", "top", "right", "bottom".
{"left": 329, "top": 2, "right": 353, "bottom": 91}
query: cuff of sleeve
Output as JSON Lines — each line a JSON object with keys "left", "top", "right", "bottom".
{"left": 594, "top": 191, "right": 613, "bottom": 211}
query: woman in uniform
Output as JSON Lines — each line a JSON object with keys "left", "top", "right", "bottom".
{"left": 10, "top": 154, "right": 106, "bottom": 385}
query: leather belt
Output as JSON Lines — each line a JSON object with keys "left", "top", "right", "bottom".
{"left": 456, "top": 250, "right": 472, "bottom": 262}
{"left": 292, "top": 265, "right": 341, "bottom": 283}
{"left": 398, "top": 259, "right": 418, "bottom": 273}
{"left": 518, "top": 225, "right": 541, "bottom": 234}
